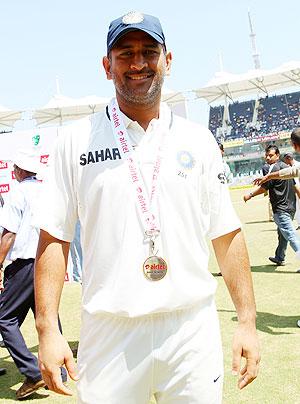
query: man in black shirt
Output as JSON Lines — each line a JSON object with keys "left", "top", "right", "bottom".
{"left": 244, "top": 145, "right": 300, "bottom": 266}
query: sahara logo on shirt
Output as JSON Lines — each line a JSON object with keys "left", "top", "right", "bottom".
{"left": 80, "top": 148, "right": 121, "bottom": 166}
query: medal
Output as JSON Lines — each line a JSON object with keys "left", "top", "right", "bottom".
{"left": 143, "top": 255, "right": 168, "bottom": 281}
{"left": 143, "top": 231, "right": 168, "bottom": 281}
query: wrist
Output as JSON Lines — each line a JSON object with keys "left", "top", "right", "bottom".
{"left": 249, "top": 192, "right": 254, "bottom": 198}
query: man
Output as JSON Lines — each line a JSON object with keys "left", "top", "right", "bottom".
{"left": 218, "top": 143, "right": 233, "bottom": 185}
{"left": 34, "top": 12, "right": 260, "bottom": 403}
{"left": 0, "top": 150, "right": 47, "bottom": 399}
{"left": 253, "top": 128, "right": 300, "bottom": 328}
{"left": 283, "top": 152, "right": 300, "bottom": 229}
{"left": 244, "top": 144, "right": 300, "bottom": 267}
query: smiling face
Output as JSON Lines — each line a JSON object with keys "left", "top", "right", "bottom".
{"left": 103, "top": 30, "right": 172, "bottom": 109}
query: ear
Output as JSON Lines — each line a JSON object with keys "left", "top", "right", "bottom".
{"left": 102, "top": 56, "right": 112, "bottom": 80}
{"left": 165, "top": 51, "right": 172, "bottom": 77}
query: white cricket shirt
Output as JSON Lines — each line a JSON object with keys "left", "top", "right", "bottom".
{"left": 35, "top": 103, "right": 241, "bottom": 317}
{"left": 0, "top": 177, "right": 41, "bottom": 261}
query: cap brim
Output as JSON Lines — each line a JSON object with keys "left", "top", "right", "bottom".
{"left": 108, "top": 27, "right": 164, "bottom": 52}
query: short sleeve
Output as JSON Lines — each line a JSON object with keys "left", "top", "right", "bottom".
{"left": 205, "top": 134, "right": 241, "bottom": 240}
{"left": 0, "top": 188, "right": 24, "bottom": 234}
{"left": 33, "top": 128, "right": 78, "bottom": 242}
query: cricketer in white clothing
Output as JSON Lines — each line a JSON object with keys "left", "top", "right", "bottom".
{"left": 34, "top": 11, "right": 260, "bottom": 403}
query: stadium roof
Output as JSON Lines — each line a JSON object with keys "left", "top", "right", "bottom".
{"left": 0, "top": 105, "right": 23, "bottom": 128}
{"left": 195, "top": 61, "right": 300, "bottom": 103}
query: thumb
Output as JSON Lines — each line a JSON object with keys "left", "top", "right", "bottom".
{"left": 65, "top": 354, "right": 79, "bottom": 381}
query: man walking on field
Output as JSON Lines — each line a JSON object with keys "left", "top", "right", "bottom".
{"left": 34, "top": 11, "right": 260, "bottom": 403}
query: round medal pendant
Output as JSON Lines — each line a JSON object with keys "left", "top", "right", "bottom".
{"left": 143, "top": 256, "right": 168, "bottom": 281}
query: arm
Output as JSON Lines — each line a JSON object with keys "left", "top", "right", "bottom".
{"left": 253, "top": 165, "right": 299, "bottom": 186}
{"left": 212, "top": 229, "right": 260, "bottom": 389}
{"left": 35, "top": 230, "right": 78, "bottom": 395}
{"left": 294, "top": 185, "right": 300, "bottom": 199}
{"left": 0, "top": 229, "right": 16, "bottom": 290}
{"left": 243, "top": 186, "right": 266, "bottom": 202}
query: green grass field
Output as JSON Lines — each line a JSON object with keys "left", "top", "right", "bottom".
{"left": 1, "top": 188, "right": 300, "bottom": 403}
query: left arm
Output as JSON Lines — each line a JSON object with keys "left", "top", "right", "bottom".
{"left": 294, "top": 185, "right": 300, "bottom": 199}
{"left": 0, "top": 229, "right": 16, "bottom": 290}
{"left": 212, "top": 229, "right": 260, "bottom": 389}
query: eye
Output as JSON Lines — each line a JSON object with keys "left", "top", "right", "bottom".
{"left": 119, "top": 51, "right": 133, "bottom": 57}
{"left": 144, "top": 49, "right": 158, "bottom": 56}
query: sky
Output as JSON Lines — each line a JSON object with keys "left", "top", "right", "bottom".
{"left": 1, "top": 0, "right": 299, "bottom": 126}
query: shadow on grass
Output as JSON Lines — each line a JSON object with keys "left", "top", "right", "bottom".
{"left": 0, "top": 359, "right": 50, "bottom": 400}
{"left": 219, "top": 309, "right": 300, "bottom": 335}
{"left": 250, "top": 264, "right": 297, "bottom": 274}
{"left": 245, "top": 220, "right": 273, "bottom": 225}
{"left": 0, "top": 341, "right": 79, "bottom": 400}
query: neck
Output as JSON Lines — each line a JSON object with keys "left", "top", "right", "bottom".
{"left": 116, "top": 97, "right": 161, "bottom": 131}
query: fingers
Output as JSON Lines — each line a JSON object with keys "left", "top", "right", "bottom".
{"left": 39, "top": 362, "right": 73, "bottom": 396}
{"left": 237, "top": 357, "right": 260, "bottom": 390}
{"left": 65, "top": 353, "right": 79, "bottom": 382}
{"left": 231, "top": 346, "right": 241, "bottom": 377}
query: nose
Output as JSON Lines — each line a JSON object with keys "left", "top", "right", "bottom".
{"left": 130, "top": 53, "right": 147, "bottom": 71}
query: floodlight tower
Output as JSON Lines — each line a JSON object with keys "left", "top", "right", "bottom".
{"left": 248, "top": 10, "right": 262, "bottom": 127}
{"left": 248, "top": 10, "right": 261, "bottom": 70}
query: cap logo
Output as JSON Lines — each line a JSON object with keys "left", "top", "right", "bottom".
{"left": 122, "top": 11, "right": 144, "bottom": 25}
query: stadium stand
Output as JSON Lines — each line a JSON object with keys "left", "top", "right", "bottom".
{"left": 209, "top": 90, "right": 300, "bottom": 141}
{"left": 208, "top": 90, "right": 300, "bottom": 186}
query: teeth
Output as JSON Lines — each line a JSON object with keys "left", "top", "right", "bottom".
{"left": 129, "top": 75, "right": 149, "bottom": 80}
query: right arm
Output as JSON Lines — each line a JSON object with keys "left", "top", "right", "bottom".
{"left": 35, "top": 230, "right": 78, "bottom": 395}
{"left": 243, "top": 186, "right": 266, "bottom": 202}
{"left": 253, "top": 165, "right": 299, "bottom": 186}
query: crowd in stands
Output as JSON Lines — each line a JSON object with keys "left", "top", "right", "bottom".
{"left": 209, "top": 90, "right": 300, "bottom": 141}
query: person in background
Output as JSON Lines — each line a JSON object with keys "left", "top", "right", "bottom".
{"left": 218, "top": 143, "right": 233, "bottom": 185}
{"left": 0, "top": 194, "right": 5, "bottom": 349}
{"left": 283, "top": 152, "right": 300, "bottom": 229}
{"left": 34, "top": 11, "right": 259, "bottom": 403}
{"left": 0, "top": 150, "right": 66, "bottom": 399}
{"left": 253, "top": 128, "right": 300, "bottom": 328}
{"left": 244, "top": 144, "right": 300, "bottom": 268}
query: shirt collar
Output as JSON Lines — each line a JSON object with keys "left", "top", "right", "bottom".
{"left": 106, "top": 101, "right": 173, "bottom": 131}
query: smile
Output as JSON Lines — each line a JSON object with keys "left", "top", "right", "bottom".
{"left": 127, "top": 74, "right": 153, "bottom": 80}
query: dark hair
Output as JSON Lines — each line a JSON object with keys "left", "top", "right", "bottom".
{"left": 290, "top": 127, "right": 300, "bottom": 147}
{"left": 218, "top": 143, "right": 224, "bottom": 152}
{"left": 265, "top": 144, "right": 279, "bottom": 155}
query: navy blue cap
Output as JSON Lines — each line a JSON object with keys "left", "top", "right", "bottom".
{"left": 107, "top": 11, "right": 165, "bottom": 53}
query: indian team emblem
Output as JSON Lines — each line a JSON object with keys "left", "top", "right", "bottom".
{"left": 32, "top": 134, "right": 40, "bottom": 146}
{"left": 177, "top": 150, "right": 195, "bottom": 170}
{"left": 122, "top": 11, "right": 144, "bottom": 25}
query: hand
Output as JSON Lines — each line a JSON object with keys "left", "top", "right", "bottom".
{"left": 253, "top": 176, "right": 268, "bottom": 186}
{"left": 243, "top": 194, "right": 252, "bottom": 203}
{"left": 0, "top": 269, "right": 4, "bottom": 291}
{"left": 232, "top": 323, "right": 260, "bottom": 389}
{"left": 38, "top": 331, "right": 79, "bottom": 395}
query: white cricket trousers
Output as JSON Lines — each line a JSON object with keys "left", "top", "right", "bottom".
{"left": 77, "top": 299, "right": 223, "bottom": 404}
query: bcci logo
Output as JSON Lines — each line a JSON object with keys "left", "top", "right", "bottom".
{"left": 32, "top": 134, "right": 40, "bottom": 146}
{"left": 177, "top": 150, "right": 195, "bottom": 170}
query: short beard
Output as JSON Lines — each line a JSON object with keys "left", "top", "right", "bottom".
{"left": 112, "top": 72, "right": 165, "bottom": 107}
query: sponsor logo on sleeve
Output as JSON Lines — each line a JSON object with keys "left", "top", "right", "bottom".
{"left": 40, "top": 155, "right": 49, "bottom": 164}
{"left": 0, "top": 161, "right": 8, "bottom": 169}
{"left": 0, "top": 184, "right": 10, "bottom": 193}
{"left": 218, "top": 172, "right": 226, "bottom": 184}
